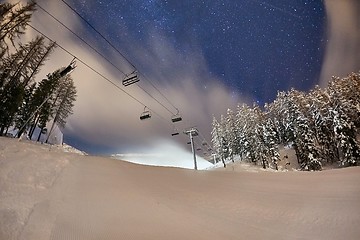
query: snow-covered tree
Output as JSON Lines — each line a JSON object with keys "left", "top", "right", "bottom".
{"left": 327, "top": 73, "right": 360, "bottom": 166}
{"left": 262, "top": 116, "right": 280, "bottom": 170}
{"left": 211, "top": 116, "right": 226, "bottom": 167}
{"left": 225, "top": 108, "right": 238, "bottom": 162}
{"left": 285, "top": 90, "right": 322, "bottom": 170}
{"left": 210, "top": 72, "right": 359, "bottom": 170}
{"left": 307, "top": 86, "right": 338, "bottom": 165}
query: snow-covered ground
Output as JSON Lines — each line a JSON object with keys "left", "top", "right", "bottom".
{"left": 208, "top": 144, "right": 300, "bottom": 172}
{"left": 1, "top": 136, "right": 360, "bottom": 240}
{"left": 111, "top": 140, "right": 213, "bottom": 170}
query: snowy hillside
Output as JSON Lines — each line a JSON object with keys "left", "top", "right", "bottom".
{"left": 1, "top": 136, "right": 360, "bottom": 240}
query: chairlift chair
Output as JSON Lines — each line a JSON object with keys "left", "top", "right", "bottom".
{"left": 123, "top": 71, "right": 139, "bottom": 86}
{"left": 171, "top": 109, "right": 182, "bottom": 123}
{"left": 171, "top": 127, "right": 180, "bottom": 136}
{"left": 59, "top": 57, "right": 77, "bottom": 77}
{"left": 196, "top": 148, "right": 201, "bottom": 151}
{"left": 171, "top": 114, "right": 182, "bottom": 123}
{"left": 140, "top": 106, "right": 151, "bottom": 120}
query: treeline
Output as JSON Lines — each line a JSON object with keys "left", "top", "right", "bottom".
{"left": 0, "top": 1, "right": 76, "bottom": 142}
{"left": 211, "top": 72, "right": 360, "bottom": 170}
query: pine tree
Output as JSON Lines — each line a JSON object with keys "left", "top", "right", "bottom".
{"left": 0, "top": 37, "right": 55, "bottom": 135}
{"left": 28, "top": 66, "right": 76, "bottom": 142}
{"left": 219, "top": 115, "right": 230, "bottom": 163}
{"left": 328, "top": 73, "right": 360, "bottom": 166}
{"left": 262, "top": 116, "right": 280, "bottom": 170}
{"left": 286, "top": 90, "right": 322, "bottom": 170}
{"left": 225, "top": 108, "right": 237, "bottom": 162}
{"left": 0, "top": 1, "right": 36, "bottom": 57}
{"left": 210, "top": 72, "right": 359, "bottom": 170}
{"left": 234, "top": 104, "right": 249, "bottom": 161}
{"left": 211, "top": 116, "right": 226, "bottom": 167}
{"left": 308, "top": 86, "right": 338, "bottom": 165}
{"left": 28, "top": 70, "right": 62, "bottom": 139}
{"left": 14, "top": 82, "right": 36, "bottom": 133}
{"left": 45, "top": 74, "right": 77, "bottom": 143}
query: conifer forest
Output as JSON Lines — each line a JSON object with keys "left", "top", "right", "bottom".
{"left": 0, "top": 2, "right": 77, "bottom": 141}
{"left": 211, "top": 72, "right": 360, "bottom": 171}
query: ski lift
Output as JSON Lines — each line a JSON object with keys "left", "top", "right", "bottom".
{"left": 171, "top": 127, "right": 180, "bottom": 136}
{"left": 59, "top": 57, "right": 77, "bottom": 77}
{"left": 123, "top": 71, "right": 139, "bottom": 86}
{"left": 140, "top": 106, "right": 151, "bottom": 120}
{"left": 184, "top": 127, "right": 198, "bottom": 136}
{"left": 202, "top": 141, "right": 208, "bottom": 146}
{"left": 196, "top": 147, "right": 201, "bottom": 151}
{"left": 171, "top": 109, "right": 182, "bottom": 123}
{"left": 187, "top": 141, "right": 191, "bottom": 144}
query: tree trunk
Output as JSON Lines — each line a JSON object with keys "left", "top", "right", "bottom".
{"left": 222, "top": 157, "right": 226, "bottom": 168}
{"left": 29, "top": 115, "right": 39, "bottom": 139}
{"left": 45, "top": 118, "right": 57, "bottom": 143}
{"left": 293, "top": 143, "right": 300, "bottom": 164}
{"left": 0, "top": 17, "right": 28, "bottom": 41}
{"left": 262, "top": 157, "right": 266, "bottom": 169}
{"left": 37, "top": 127, "right": 43, "bottom": 142}
{"left": 0, "top": 125, "right": 5, "bottom": 136}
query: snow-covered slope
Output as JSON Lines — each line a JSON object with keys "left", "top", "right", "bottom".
{"left": 1, "top": 137, "right": 359, "bottom": 240}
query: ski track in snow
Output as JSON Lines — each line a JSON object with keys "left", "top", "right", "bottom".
{"left": 0, "top": 137, "right": 360, "bottom": 240}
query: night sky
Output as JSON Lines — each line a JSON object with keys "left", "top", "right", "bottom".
{"left": 72, "top": 0, "right": 326, "bottom": 105}
{"left": 8, "top": 0, "right": 360, "bottom": 161}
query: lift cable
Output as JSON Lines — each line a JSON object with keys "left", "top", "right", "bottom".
{"left": 27, "top": 24, "right": 171, "bottom": 126}
{"left": 59, "top": 0, "right": 136, "bottom": 70}
{"left": 60, "top": 0, "right": 181, "bottom": 114}
{"left": 138, "top": 72, "right": 180, "bottom": 113}
{"left": 197, "top": 130, "right": 212, "bottom": 149}
{"left": 35, "top": 1, "right": 181, "bottom": 119}
{"left": 136, "top": 84, "right": 174, "bottom": 115}
{"left": 32, "top": 1, "right": 127, "bottom": 76}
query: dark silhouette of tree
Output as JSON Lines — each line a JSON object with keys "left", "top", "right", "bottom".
{"left": 0, "top": 1, "right": 36, "bottom": 57}
{"left": 0, "top": 36, "right": 56, "bottom": 135}
{"left": 45, "top": 74, "right": 77, "bottom": 143}
{"left": 27, "top": 68, "right": 77, "bottom": 142}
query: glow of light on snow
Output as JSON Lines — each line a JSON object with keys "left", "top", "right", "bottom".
{"left": 112, "top": 140, "right": 213, "bottom": 170}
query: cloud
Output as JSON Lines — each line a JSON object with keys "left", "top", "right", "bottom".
{"left": 7, "top": 0, "right": 247, "bottom": 154}
{"left": 320, "top": 0, "right": 360, "bottom": 86}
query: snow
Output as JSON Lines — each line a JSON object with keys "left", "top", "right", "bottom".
{"left": 1, "top": 136, "right": 360, "bottom": 240}
{"left": 111, "top": 140, "right": 213, "bottom": 170}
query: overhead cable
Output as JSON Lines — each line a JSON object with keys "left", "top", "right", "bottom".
{"left": 32, "top": 1, "right": 127, "bottom": 76}
{"left": 60, "top": 0, "right": 180, "bottom": 114}
{"left": 27, "top": 24, "right": 171, "bottom": 126}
